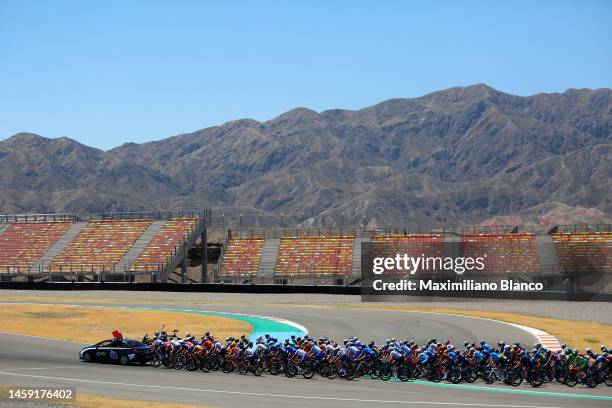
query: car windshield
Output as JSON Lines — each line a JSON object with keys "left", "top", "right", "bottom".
{"left": 124, "top": 340, "right": 147, "bottom": 347}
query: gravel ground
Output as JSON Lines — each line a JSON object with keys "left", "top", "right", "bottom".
{"left": 1, "top": 289, "right": 610, "bottom": 324}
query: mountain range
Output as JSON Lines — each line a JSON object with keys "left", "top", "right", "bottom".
{"left": 1, "top": 84, "right": 610, "bottom": 230}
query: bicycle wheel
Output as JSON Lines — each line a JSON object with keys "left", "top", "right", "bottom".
{"left": 379, "top": 364, "right": 392, "bottom": 381}
{"left": 506, "top": 371, "right": 523, "bottom": 387}
{"left": 222, "top": 360, "right": 234, "bottom": 373}
{"left": 397, "top": 365, "right": 412, "bottom": 382}
{"left": 449, "top": 368, "right": 462, "bottom": 384}
{"left": 185, "top": 357, "right": 198, "bottom": 372}
{"left": 464, "top": 369, "right": 477, "bottom": 383}
{"left": 253, "top": 361, "right": 264, "bottom": 377}
{"left": 173, "top": 355, "right": 185, "bottom": 370}
{"left": 269, "top": 361, "right": 281, "bottom": 375}
{"left": 285, "top": 363, "right": 297, "bottom": 378}
{"left": 429, "top": 368, "right": 442, "bottom": 383}
{"left": 583, "top": 375, "right": 598, "bottom": 388}
{"left": 238, "top": 361, "right": 249, "bottom": 375}
{"left": 302, "top": 366, "right": 315, "bottom": 379}
{"left": 344, "top": 365, "right": 355, "bottom": 380}
{"left": 323, "top": 364, "right": 337, "bottom": 379}
{"left": 565, "top": 373, "right": 578, "bottom": 387}
{"left": 355, "top": 362, "right": 366, "bottom": 378}
{"left": 208, "top": 356, "right": 220, "bottom": 371}
{"left": 483, "top": 369, "right": 496, "bottom": 384}
{"left": 528, "top": 372, "right": 543, "bottom": 387}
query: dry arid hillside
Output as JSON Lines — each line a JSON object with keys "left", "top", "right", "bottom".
{"left": 1, "top": 84, "right": 610, "bottom": 229}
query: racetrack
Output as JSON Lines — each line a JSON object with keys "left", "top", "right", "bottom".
{"left": 0, "top": 299, "right": 610, "bottom": 408}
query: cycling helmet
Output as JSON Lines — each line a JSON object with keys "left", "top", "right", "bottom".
{"left": 480, "top": 339, "right": 485, "bottom": 346}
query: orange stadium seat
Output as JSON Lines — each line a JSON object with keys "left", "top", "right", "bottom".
{"left": 275, "top": 236, "right": 354, "bottom": 276}
{"left": 130, "top": 218, "right": 199, "bottom": 271}
{"left": 46, "top": 219, "right": 152, "bottom": 272}
{"left": 552, "top": 232, "right": 611, "bottom": 274}
{"left": 370, "top": 234, "right": 445, "bottom": 274}
{"left": 461, "top": 233, "right": 541, "bottom": 274}
{"left": 219, "top": 238, "right": 265, "bottom": 277}
{"left": 0, "top": 222, "right": 72, "bottom": 272}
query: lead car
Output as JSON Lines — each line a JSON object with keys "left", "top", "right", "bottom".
{"left": 80, "top": 339, "right": 152, "bottom": 366}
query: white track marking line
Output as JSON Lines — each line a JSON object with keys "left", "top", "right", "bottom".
{"left": 0, "top": 371, "right": 567, "bottom": 408}
{"left": 0, "top": 331, "right": 85, "bottom": 344}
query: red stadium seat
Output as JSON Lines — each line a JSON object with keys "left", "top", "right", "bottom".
{"left": 219, "top": 238, "right": 265, "bottom": 277}
{"left": 0, "top": 222, "right": 72, "bottom": 272}
{"left": 275, "top": 236, "right": 354, "bottom": 276}
{"left": 552, "top": 232, "right": 611, "bottom": 274}
{"left": 46, "top": 219, "right": 152, "bottom": 272}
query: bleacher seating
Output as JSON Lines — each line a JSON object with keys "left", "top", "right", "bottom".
{"left": 47, "top": 219, "right": 152, "bottom": 272}
{"left": 371, "top": 235, "right": 445, "bottom": 274}
{"left": 219, "top": 238, "right": 265, "bottom": 276}
{"left": 0, "top": 222, "right": 72, "bottom": 272}
{"left": 275, "top": 236, "right": 354, "bottom": 276}
{"left": 131, "top": 218, "right": 199, "bottom": 271}
{"left": 552, "top": 232, "right": 611, "bottom": 274}
{"left": 461, "top": 234, "right": 541, "bottom": 274}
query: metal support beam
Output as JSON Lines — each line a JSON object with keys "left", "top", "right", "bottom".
{"left": 181, "top": 259, "right": 187, "bottom": 284}
{"left": 201, "top": 215, "right": 208, "bottom": 283}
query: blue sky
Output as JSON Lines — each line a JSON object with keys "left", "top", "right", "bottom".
{"left": 1, "top": 0, "right": 610, "bottom": 150}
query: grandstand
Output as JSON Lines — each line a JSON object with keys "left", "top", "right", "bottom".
{"left": 0, "top": 214, "right": 610, "bottom": 294}
{"left": 461, "top": 233, "right": 541, "bottom": 274}
{"left": 46, "top": 219, "right": 153, "bottom": 272}
{"left": 219, "top": 238, "right": 265, "bottom": 277}
{"left": 131, "top": 217, "right": 200, "bottom": 272}
{"left": 274, "top": 236, "right": 354, "bottom": 276}
{"left": 552, "top": 232, "right": 611, "bottom": 274}
{"left": 371, "top": 234, "right": 445, "bottom": 275}
{"left": 0, "top": 222, "right": 73, "bottom": 272}
{"left": 0, "top": 211, "right": 208, "bottom": 282}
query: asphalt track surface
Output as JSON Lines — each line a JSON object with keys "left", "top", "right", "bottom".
{"left": 0, "top": 300, "right": 610, "bottom": 408}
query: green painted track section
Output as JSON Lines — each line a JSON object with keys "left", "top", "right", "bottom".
{"left": 109, "top": 305, "right": 307, "bottom": 340}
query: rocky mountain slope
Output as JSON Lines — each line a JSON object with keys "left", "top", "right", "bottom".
{"left": 1, "top": 84, "right": 610, "bottom": 229}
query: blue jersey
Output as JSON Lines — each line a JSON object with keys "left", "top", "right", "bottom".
{"left": 474, "top": 351, "right": 486, "bottom": 364}
{"left": 418, "top": 352, "right": 430, "bottom": 364}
